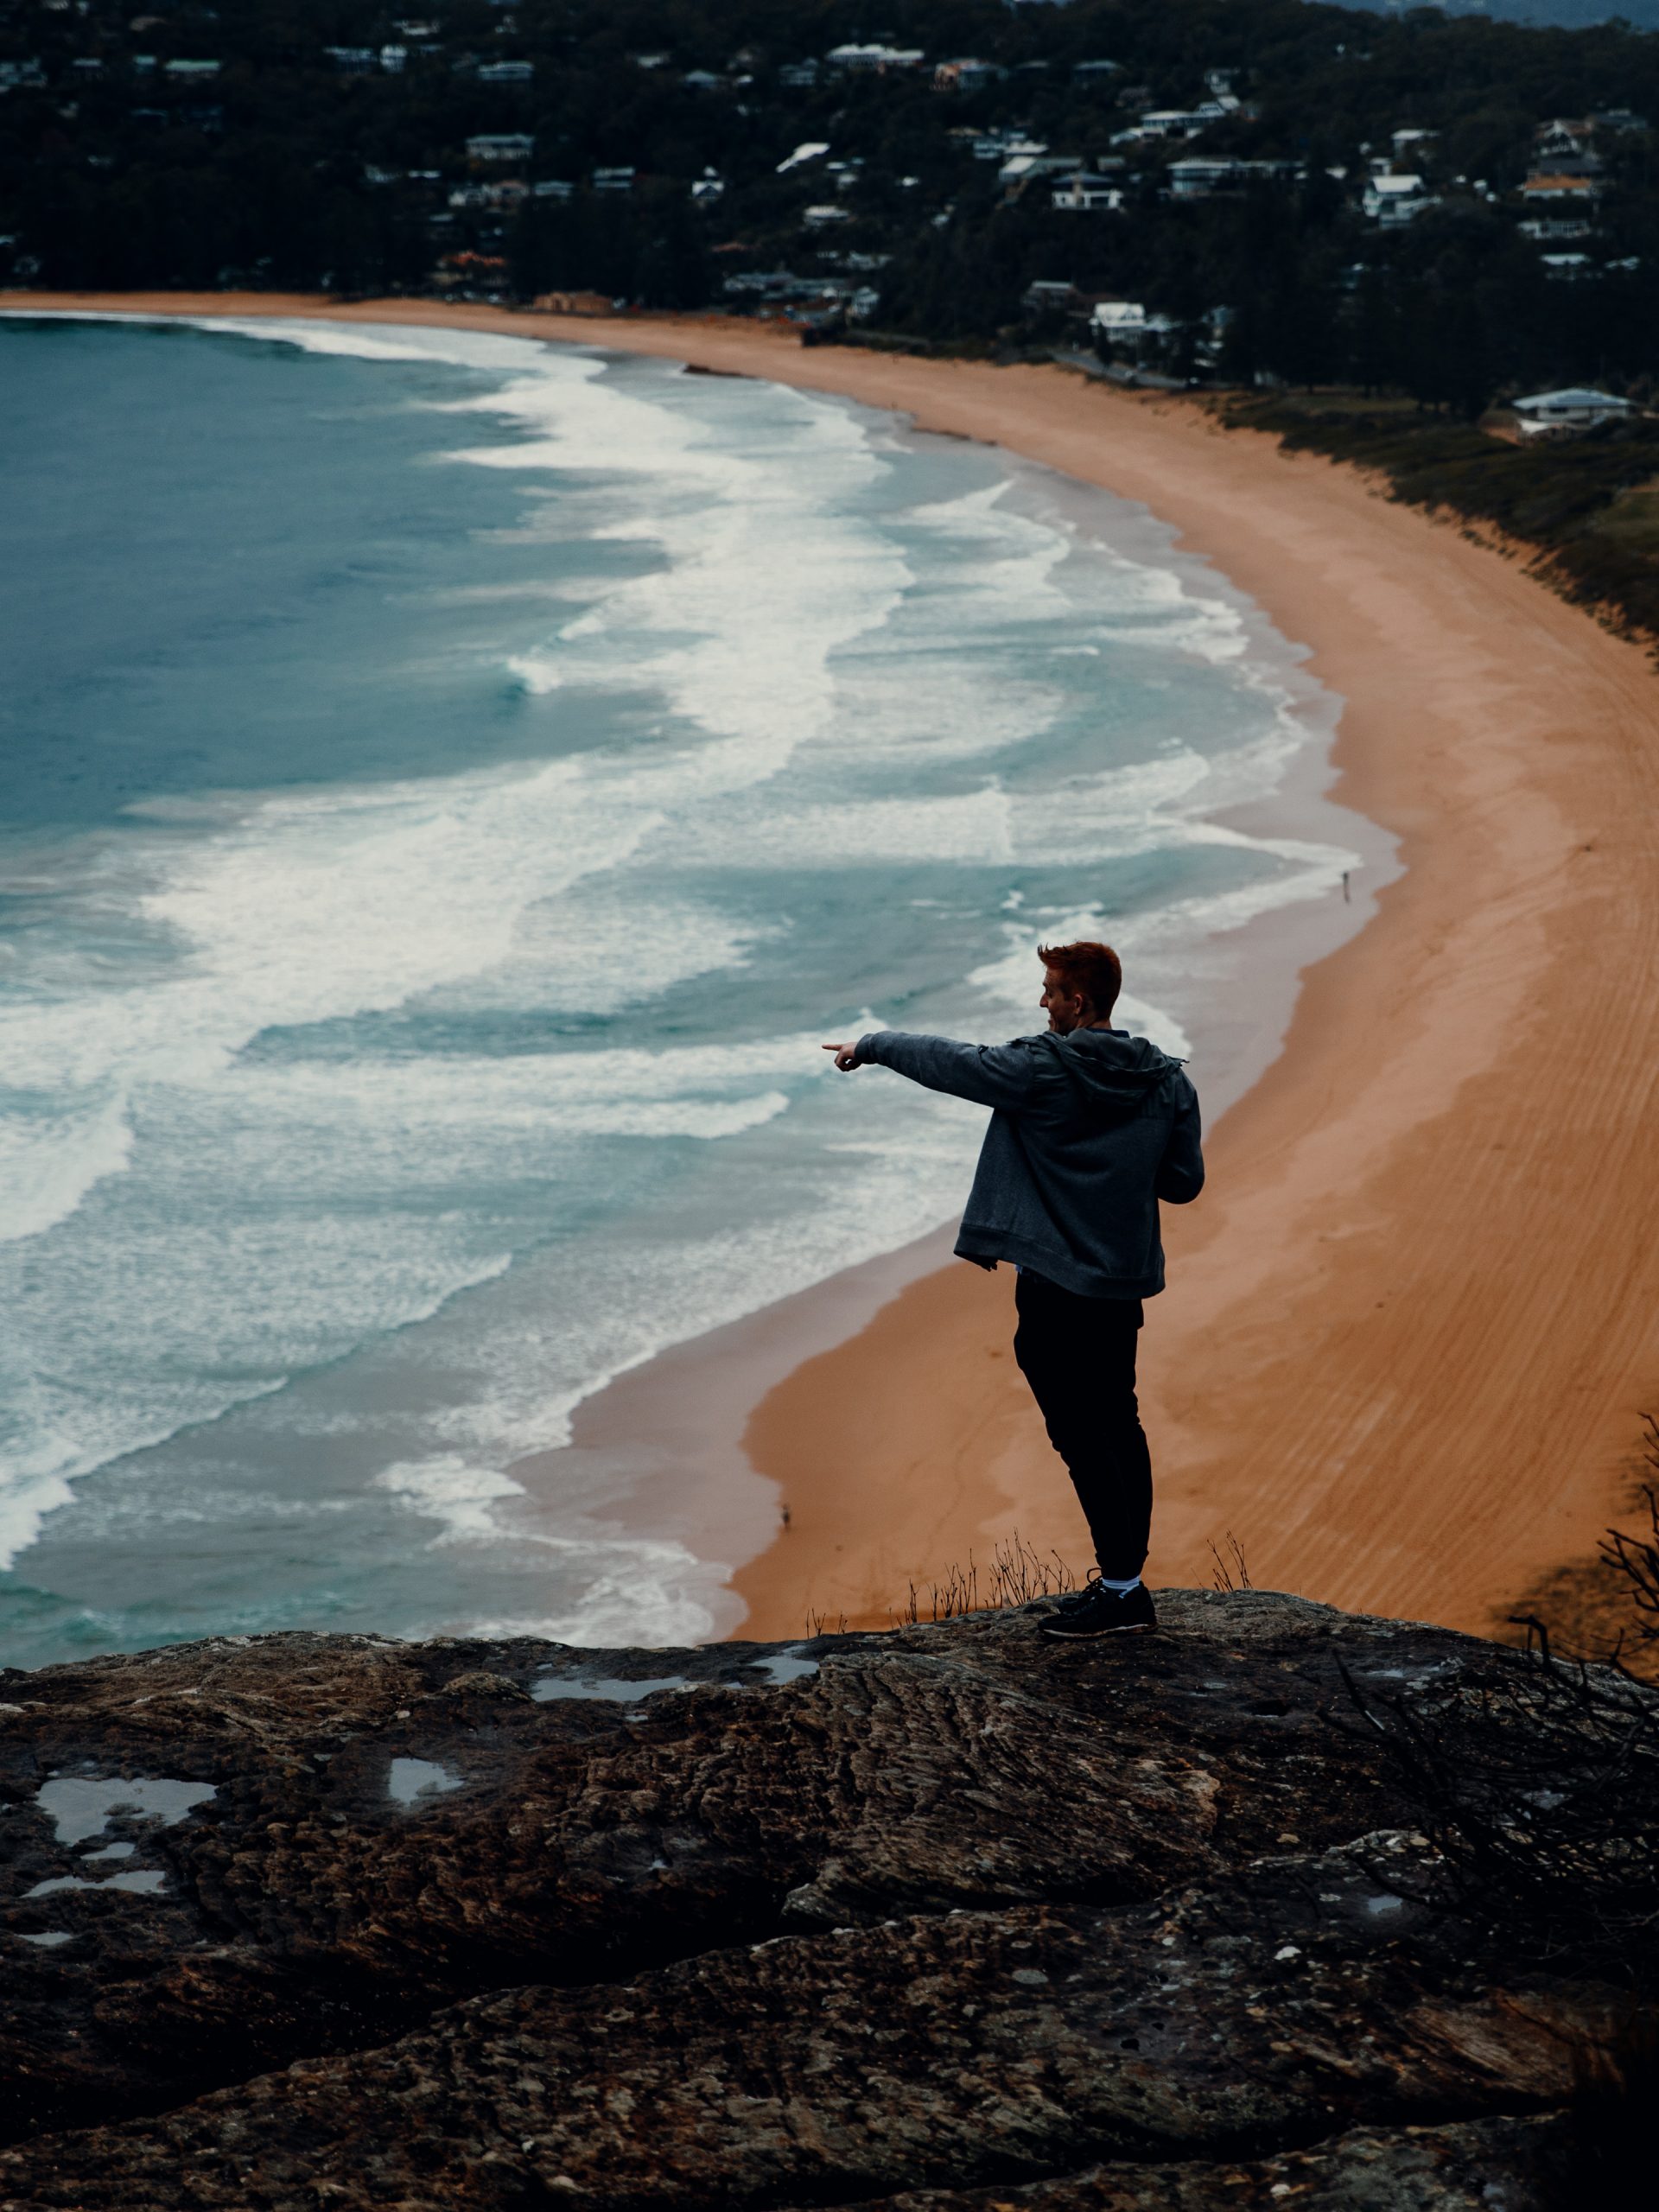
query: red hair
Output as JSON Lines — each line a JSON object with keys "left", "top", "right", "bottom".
{"left": 1039, "top": 940, "right": 1122, "bottom": 1020}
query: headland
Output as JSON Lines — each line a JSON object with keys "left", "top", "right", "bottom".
{"left": 0, "top": 1594, "right": 1631, "bottom": 2202}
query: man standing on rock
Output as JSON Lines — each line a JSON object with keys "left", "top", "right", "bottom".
{"left": 823, "top": 941, "right": 1204, "bottom": 1641}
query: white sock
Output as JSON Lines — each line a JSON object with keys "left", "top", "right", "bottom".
{"left": 1099, "top": 1575, "right": 1141, "bottom": 1595}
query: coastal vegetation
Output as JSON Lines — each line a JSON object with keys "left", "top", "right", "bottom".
{"left": 1218, "top": 391, "right": 1659, "bottom": 645}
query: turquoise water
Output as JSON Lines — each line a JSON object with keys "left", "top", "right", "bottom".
{"left": 0, "top": 313, "right": 1370, "bottom": 1665}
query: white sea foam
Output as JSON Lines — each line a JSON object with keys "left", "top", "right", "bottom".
{"left": 454, "top": 1550, "right": 721, "bottom": 1647}
{"left": 376, "top": 1456, "right": 528, "bottom": 1544}
{"left": 906, "top": 481, "right": 1075, "bottom": 623}
{"left": 0, "top": 1092, "right": 132, "bottom": 1243}
{"left": 235, "top": 1051, "right": 794, "bottom": 1143}
{"left": 197, "top": 316, "right": 565, "bottom": 377}
{"left": 272, "top": 328, "right": 916, "bottom": 790}
{"left": 670, "top": 788, "right": 1016, "bottom": 868}
{"left": 0, "top": 750, "right": 658, "bottom": 1264}
{"left": 494, "top": 441, "right": 908, "bottom": 778}
{"left": 373, "top": 1453, "right": 725, "bottom": 1643}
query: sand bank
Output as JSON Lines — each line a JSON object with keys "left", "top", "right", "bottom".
{"left": 15, "top": 293, "right": 1659, "bottom": 1644}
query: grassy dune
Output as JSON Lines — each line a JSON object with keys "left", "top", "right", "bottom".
{"left": 1224, "top": 391, "right": 1659, "bottom": 649}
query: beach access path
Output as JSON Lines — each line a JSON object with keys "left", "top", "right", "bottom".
{"left": 16, "top": 293, "right": 1659, "bottom": 1643}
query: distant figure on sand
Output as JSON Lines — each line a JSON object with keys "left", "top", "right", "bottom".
{"left": 824, "top": 942, "right": 1204, "bottom": 1640}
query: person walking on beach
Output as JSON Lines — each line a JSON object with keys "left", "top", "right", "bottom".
{"left": 823, "top": 942, "right": 1203, "bottom": 1640}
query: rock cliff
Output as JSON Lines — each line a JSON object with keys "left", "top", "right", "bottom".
{"left": 0, "top": 1591, "right": 1625, "bottom": 2208}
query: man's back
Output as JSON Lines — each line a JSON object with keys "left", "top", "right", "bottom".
{"left": 852, "top": 1023, "right": 1204, "bottom": 1297}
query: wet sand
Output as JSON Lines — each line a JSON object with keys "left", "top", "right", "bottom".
{"left": 15, "top": 292, "right": 1659, "bottom": 1643}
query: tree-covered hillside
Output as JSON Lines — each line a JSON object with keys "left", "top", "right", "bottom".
{"left": 3, "top": 0, "right": 1658, "bottom": 412}
{"left": 1331, "top": 0, "right": 1659, "bottom": 29}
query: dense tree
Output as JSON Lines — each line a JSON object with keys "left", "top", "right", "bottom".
{"left": 3, "top": 0, "right": 1659, "bottom": 406}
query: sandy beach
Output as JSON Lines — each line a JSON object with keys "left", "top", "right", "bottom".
{"left": 14, "top": 290, "right": 1659, "bottom": 1646}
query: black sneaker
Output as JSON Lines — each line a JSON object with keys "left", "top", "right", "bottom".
{"left": 1040, "top": 1580, "right": 1157, "bottom": 1640}
{"left": 1048, "top": 1573, "right": 1101, "bottom": 1616}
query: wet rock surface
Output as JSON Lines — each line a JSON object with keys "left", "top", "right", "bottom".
{"left": 0, "top": 1592, "right": 1607, "bottom": 2206}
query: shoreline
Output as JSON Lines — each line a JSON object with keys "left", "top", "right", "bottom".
{"left": 11, "top": 293, "right": 1659, "bottom": 1646}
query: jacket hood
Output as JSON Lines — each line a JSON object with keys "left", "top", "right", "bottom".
{"left": 1031, "top": 1027, "right": 1183, "bottom": 1123}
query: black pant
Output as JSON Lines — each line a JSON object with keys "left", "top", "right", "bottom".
{"left": 1012, "top": 1270, "right": 1151, "bottom": 1580}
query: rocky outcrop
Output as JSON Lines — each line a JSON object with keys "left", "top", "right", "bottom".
{"left": 0, "top": 1592, "right": 1621, "bottom": 2207}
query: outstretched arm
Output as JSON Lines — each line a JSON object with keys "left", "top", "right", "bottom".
{"left": 823, "top": 1030, "right": 1039, "bottom": 1112}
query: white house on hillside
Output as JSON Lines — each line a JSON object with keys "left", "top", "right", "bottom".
{"left": 1169, "top": 157, "right": 1240, "bottom": 198}
{"left": 1000, "top": 149, "right": 1081, "bottom": 193}
{"left": 1136, "top": 109, "right": 1206, "bottom": 139}
{"left": 467, "top": 134, "right": 534, "bottom": 164}
{"left": 1362, "top": 174, "right": 1436, "bottom": 225}
{"left": 1512, "top": 387, "right": 1635, "bottom": 436}
{"left": 1519, "top": 214, "right": 1595, "bottom": 241}
{"left": 1052, "top": 175, "right": 1123, "bottom": 211}
{"left": 1090, "top": 300, "right": 1178, "bottom": 353}
{"left": 826, "top": 43, "right": 924, "bottom": 71}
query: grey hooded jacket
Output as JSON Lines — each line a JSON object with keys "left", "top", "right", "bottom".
{"left": 853, "top": 1026, "right": 1204, "bottom": 1299}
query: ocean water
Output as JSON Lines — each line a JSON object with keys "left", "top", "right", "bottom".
{"left": 0, "top": 312, "right": 1380, "bottom": 1667}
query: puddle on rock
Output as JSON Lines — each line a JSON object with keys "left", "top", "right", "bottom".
{"left": 36, "top": 1777, "right": 216, "bottom": 1847}
{"left": 746, "top": 1648, "right": 821, "bottom": 1687}
{"left": 531, "top": 1675, "right": 695, "bottom": 1706}
{"left": 23, "top": 1869, "right": 168, "bottom": 1899}
{"left": 386, "top": 1758, "right": 465, "bottom": 1807}
{"left": 530, "top": 1653, "right": 822, "bottom": 1703}
{"left": 16, "top": 1930, "right": 73, "bottom": 1948}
